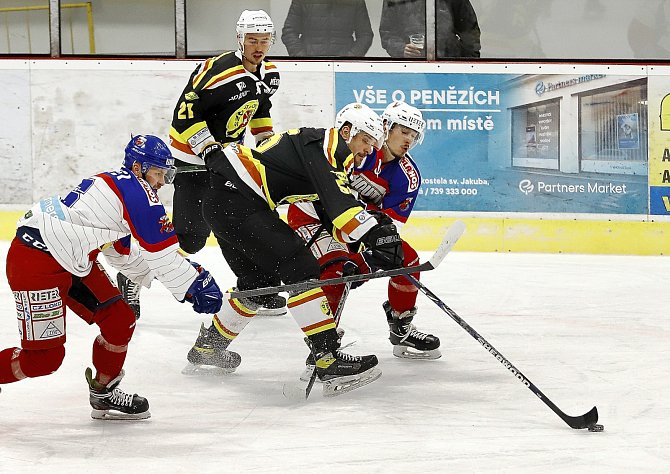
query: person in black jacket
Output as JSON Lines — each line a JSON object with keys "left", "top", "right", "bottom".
{"left": 380, "top": 0, "right": 481, "bottom": 58}
{"left": 282, "top": 0, "right": 373, "bottom": 57}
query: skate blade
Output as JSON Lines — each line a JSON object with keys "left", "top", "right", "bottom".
{"left": 91, "top": 409, "right": 151, "bottom": 420}
{"left": 393, "top": 345, "right": 442, "bottom": 360}
{"left": 322, "top": 367, "right": 382, "bottom": 397}
{"left": 255, "top": 307, "right": 288, "bottom": 317}
{"left": 181, "top": 363, "right": 237, "bottom": 376}
{"left": 299, "top": 365, "right": 322, "bottom": 383}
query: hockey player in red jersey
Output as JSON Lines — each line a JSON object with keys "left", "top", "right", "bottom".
{"left": 183, "top": 103, "right": 404, "bottom": 395}
{"left": 288, "top": 101, "right": 440, "bottom": 368}
{"left": 0, "top": 135, "right": 223, "bottom": 419}
{"left": 116, "top": 10, "right": 286, "bottom": 319}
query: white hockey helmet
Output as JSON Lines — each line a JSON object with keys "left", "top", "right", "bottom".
{"left": 236, "top": 10, "right": 275, "bottom": 52}
{"left": 335, "top": 102, "right": 386, "bottom": 149}
{"left": 382, "top": 101, "right": 426, "bottom": 149}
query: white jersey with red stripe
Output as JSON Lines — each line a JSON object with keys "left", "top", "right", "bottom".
{"left": 17, "top": 167, "right": 198, "bottom": 301}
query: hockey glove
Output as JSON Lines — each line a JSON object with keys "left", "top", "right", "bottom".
{"left": 184, "top": 261, "right": 223, "bottom": 314}
{"left": 341, "top": 256, "right": 371, "bottom": 289}
{"left": 201, "top": 142, "right": 231, "bottom": 178}
{"left": 361, "top": 222, "right": 404, "bottom": 271}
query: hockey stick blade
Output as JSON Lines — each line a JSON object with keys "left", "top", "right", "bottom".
{"left": 406, "top": 274, "right": 599, "bottom": 430}
{"left": 228, "top": 220, "right": 466, "bottom": 300}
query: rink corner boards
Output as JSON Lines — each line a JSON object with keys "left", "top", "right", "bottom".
{"left": 1, "top": 210, "right": 668, "bottom": 255}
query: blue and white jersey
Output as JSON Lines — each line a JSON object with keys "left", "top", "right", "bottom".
{"left": 350, "top": 148, "right": 421, "bottom": 231}
{"left": 18, "top": 167, "right": 198, "bottom": 301}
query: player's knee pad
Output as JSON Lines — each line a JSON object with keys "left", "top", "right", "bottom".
{"left": 94, "top": 299, "right": 136, "bottom": 346}
{"left": 19, "top": 346, "right": 66, "bottom": 378}
{"left": 177, "top": 233, "right": 209, "bottom": 255}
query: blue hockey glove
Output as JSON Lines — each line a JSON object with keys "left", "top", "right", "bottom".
{"left": 184, "top": 262, "right": 223, "bottom": 314}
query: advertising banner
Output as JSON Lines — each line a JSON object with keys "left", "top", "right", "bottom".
{"left": 648, "top": 71, "right": 670, "bottom": 215}
{"left": 336, "top": 71, "right": 649, "bottom": 214}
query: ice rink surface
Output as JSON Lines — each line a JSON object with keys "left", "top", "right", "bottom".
{"left": 0, "top": 241, "right": 668, "bottom": 473}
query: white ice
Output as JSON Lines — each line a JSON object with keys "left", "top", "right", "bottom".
{"left": 0, "top": 241, "right": 668, "bottom": 473}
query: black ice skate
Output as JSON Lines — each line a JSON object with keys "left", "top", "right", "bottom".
{"left": 117, "top": 273, "right": 141, "bottom": 320}
{"left": 252, "top": 293, "right": 287, "bottom": 317}
{"left": 85, "top": 367, "right": 150, "bottom": 420}
{"left": 384, "top": 300, "right": 441, "bottom": 360}
{"left": 300, "top": 327, "right": 345, "bottom": 382}
{"left": 314, "top": 347, "right": 381, "bottom": 397}
{"left": 182, "top": 323, "right": 242, "bottom": 376}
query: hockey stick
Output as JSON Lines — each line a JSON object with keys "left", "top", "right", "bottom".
{"left": 304, "top": 281, "right": 352, "bottom": 399}
{"left": 405, "top": 274, "right": 599, "bottom": 430}
{"left": 228, "top": 220, "right": 466, "bottom": 300}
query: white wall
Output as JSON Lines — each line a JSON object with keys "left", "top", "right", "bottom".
{"left": 0, "top": 59, "right": 336, "bottom": 206}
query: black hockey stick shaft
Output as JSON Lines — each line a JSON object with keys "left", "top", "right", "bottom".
{"left": 406, "top": 274, "right": 598, "bottom": 430}
{"left": 228, "top": 220, "right": 466, "bottom": 300}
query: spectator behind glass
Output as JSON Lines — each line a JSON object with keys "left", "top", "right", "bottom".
{"left": 282, "top": 0, "right": 373, "bottom": 57}
{"left": 380, "top": 0, "right": 481, "bottom": 58}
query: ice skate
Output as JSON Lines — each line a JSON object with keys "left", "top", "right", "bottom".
{"left": 85, "top": 367, "right": 150, "bottom": 420}
{"left": 384, "top": 300, "right": 441, "bottom": 360}
{"left": 182, "top": 323, "right": 242, "bottom": 376}
{"left": 117, "top": 273, "right": 141, "bottom": 320}
{"left": 252, "top": 293, "right": 287, "bottom": 317}
{"left": 300, "top": 327, "right": 345, "bottom": 382}
{"left": 315, "top": 347, "right": 381, "bottom": 397}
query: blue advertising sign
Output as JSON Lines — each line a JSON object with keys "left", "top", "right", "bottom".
{"left": 335, "top": 72, "right": 648, "bottom": 214}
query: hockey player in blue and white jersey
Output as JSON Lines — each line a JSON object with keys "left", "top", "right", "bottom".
{"left": 0, "top": 135, "right": 223, "bottom": 420}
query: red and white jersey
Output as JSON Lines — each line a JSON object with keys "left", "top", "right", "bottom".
{"left": 17, "top": 167, "right": 198, "bottom": 301}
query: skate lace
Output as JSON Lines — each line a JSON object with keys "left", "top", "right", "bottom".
{"left": 400, "top": 324, "right": 429, "bottom": 342}
{"left": 124, "top": 279, "right": 141, "bottom": 304}
{"left": 335, "top": 343, "right": 361, "bottom": 362}
{"left": 109, "top": 387, "right": 134, "bottom": 408}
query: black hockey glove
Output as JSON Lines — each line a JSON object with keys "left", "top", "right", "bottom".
{"left": 361, "top": 222, "right": 404, "bottom": 271}
{"left": 367, "top": 210, "right": 394, "bottom": 227}
{"left": 201, "top": 142, "right": 230, "bottom": 177}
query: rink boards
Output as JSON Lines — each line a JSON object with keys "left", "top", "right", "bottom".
{"left": 1, "top": 209, "right": 667, "bottom": 255}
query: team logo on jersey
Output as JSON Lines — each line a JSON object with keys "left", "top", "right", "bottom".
{"left": 399, "top": 158, "right": 420, "bottom": 192}
{"left": 185, "top": 92, "right": 199, "bottom": 100}
{"left": 226, "top": 100, "right": 259, "bottom": 138}
{"left": 159, "top": 215, "right": 174, "bottom": 234}
{"left": 235, "top": 81, "right": 246, "bottom": 91}
{"left": 399, "top": 197, "right": 413, "bottom": 211}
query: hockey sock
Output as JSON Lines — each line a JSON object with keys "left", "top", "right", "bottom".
{"left": 388, "top": 273, "right": 419, "bottom": 313}
{"left": 210, "top": 294, "right": 258, "bottom": 343}
{"left": 92, "top": 301, "right": 136, "bottom": 384}
{"left": 287, "top": 288, "right": 337, "bottom": 343}
{"left": 0, "top": 346, "right": 65, "bottom": 383}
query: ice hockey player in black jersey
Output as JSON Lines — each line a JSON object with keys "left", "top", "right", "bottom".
{"left": 184, "top": 103, "right": 404, "bottom": 396}
{"left": 116, "top": 10, "right": 286, "bottom": 319}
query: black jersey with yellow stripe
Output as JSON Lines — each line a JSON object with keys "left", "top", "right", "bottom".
{"left": 223, "top": 127, "right": 377, "bottom": 243}
{"left": 169, "top": 50, "right": 279, "bottom": 159}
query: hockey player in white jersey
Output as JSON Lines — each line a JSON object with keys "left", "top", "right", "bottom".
{"left": 0, "top": 134, "right": 224, "bottom": 420}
